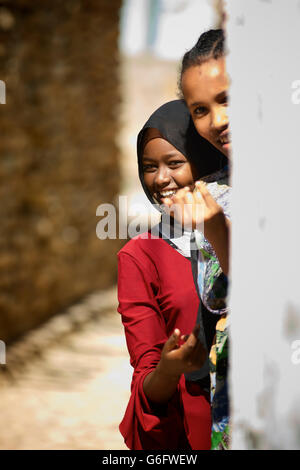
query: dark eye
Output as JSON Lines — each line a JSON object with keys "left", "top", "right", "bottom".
{"left": 143, "top": 164, "right": 156, "bottom": 172}
{"left": 218, "top": 92, "right": 228, "bottom": 105}
{"left": 169, "top": 160, "right": 185, "bottom": 167}
{"left": 193, "top": 106, "right": 207, "bottom": 117}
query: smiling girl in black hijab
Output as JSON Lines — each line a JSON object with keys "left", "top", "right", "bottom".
{"left": 117, "top": 100, "right": 230, "bottom": 450}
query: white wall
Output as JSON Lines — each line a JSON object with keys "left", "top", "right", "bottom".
{"left": 225, "top": 0, "right": 300, "bottom": 449}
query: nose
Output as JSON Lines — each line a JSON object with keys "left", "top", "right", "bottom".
{"left": 154, "top": 165, "right": 171, "bottom": 189}
{"left": 211, "top": 105, "right": 229, "bottom": 131}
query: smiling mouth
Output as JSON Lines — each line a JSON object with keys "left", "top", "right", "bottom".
{"left": 158, "top": 190, "right": 178, "bottom": 198}
{"left": 154, "top": 189, "right": 179, "bottom": 202}
{"left": 218, "top": 134, "right": 231, "bottom": 146}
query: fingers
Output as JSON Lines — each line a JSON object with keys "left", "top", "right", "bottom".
{"left": 162, "top": 326, "right": 207, "bottom": 374}
{"left": 163, "top": 183, "right": 214, "bottom": 210}
{"left": 181, "top": 324, "right": 200, "bottom": 351}
{"left": 163, "top": 187, "right": 193, "bottom": 207}
{"left": 179, "top": 325, "right": 199, "bottom": 345}
{"left": 195, "top": 181, "right": 216, "bottom": 206}
{"left": 191, "top": 323, "right": 200, "bottom": 337}
{"left": 179, "top": 324, "right": 207, "bottom": 370}
{"left": 166, "top": 325, "right": 199, "bottom": 353}
{"left": 162, "top": 196, "right": 172, "bottom": 207}
{"left": 164, "top": 328, "right": 181, "bottom": 352}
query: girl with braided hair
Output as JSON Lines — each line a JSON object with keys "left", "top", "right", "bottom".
{"left": 165, "top": 29, "right": 231, "bottom": 450}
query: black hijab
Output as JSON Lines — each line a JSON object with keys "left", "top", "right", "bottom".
{"left": 137, "top": 99, "right": 227, "bottom": 206}
{"left": 137, "top": 100, "right": 226, "bottom": 385}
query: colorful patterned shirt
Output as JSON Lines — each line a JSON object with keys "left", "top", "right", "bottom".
{"left": 195, "top": 165, "right": 231, "bottom": 450}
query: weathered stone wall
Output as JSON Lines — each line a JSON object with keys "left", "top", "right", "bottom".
{"left": 0, "top": 0, "right": 123, "bottom": 343}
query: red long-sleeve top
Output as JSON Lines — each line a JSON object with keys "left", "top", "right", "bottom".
{"left": 117, "top": 232, "right": 212, "bottom": 450}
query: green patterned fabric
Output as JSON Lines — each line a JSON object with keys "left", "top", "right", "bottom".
{"left": 195, "top": 165, "right": 231, "bottom": 450}
{"left": 209, "top": 316, "right": 231, "bottom": 450}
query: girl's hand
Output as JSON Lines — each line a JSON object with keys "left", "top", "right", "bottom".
{"left": 142, "top": 325, "right": 207, "bottom": 404}
{"left": 164, "top": 181, "right": 230, "bottom": 275}
{"left": 163, "top": 181, "right": 225, "bottom": 240}
{"left": 157, "top": 325, "right": 206, "bottom": 380}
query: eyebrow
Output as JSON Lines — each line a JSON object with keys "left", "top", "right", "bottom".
{"left": 190, "top": 90, "right": 227, "bottom": 107}
{"left": 190, "top": 101, "right": 204, "bottom": 108}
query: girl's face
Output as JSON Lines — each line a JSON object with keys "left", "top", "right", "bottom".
{"left": 142, "top": 137, "right": 199, "bottom": 205}
{"left": 181, "top": 57, "right": 231, "bottom": 158}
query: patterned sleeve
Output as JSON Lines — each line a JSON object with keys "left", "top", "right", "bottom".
{"left": 196, "top": 239, "right": 229, "bottom": 314}
{"left": 194, "top": 176, "right": 231, "bottom": 315}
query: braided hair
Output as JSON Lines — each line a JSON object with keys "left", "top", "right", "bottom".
{"left": 179, "top": 29, "right": 226, "bottom": 95}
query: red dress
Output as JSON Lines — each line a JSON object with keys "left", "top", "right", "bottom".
{"left": 117, "top": 232, "right": 212, "bottom": 450}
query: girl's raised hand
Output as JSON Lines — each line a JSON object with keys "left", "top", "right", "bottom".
{"left": 163, "top": 181, "right": 226, "bottom": 241}
{"left": 163, "top": 181, "right": 230, "bottom": 275}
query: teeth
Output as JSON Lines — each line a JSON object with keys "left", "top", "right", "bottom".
{"left": 159, "top": 190, "right": 177, "bottom": 197}
{"left": 219, "top": 135, "right": 230, "bottom": 144}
